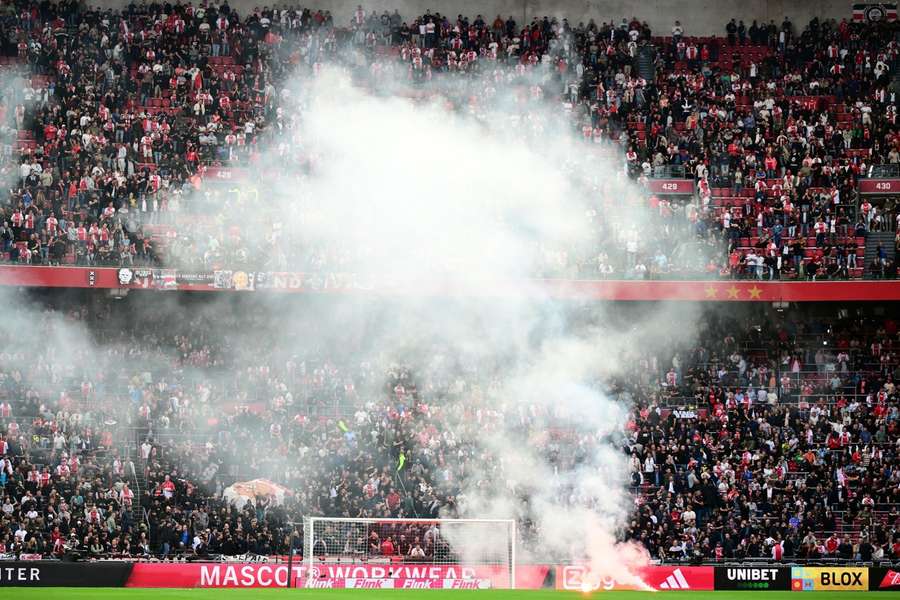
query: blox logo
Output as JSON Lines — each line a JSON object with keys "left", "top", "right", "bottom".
{"left": 791, "top": 567, "right": 867, "bottom": 591}
{"left": 821, "top": 571, "right": 863, "bottom": 587}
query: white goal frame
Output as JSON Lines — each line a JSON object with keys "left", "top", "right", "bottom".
{"left": 302, "top": 517, "right": 516, "bottom": 589}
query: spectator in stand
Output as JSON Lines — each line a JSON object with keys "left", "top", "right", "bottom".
{"left": 0, "top": 4, "right": 899, "bottom": 562}
{"left": 0, "top": 6, "right": 894, "bottom": 279}
{"left": 0, "top": 293, "right": 898, "bottom": 562}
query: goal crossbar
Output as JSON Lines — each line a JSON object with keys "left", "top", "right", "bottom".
{"left": 302, "top": 517, "right": 516, "bottom": 589}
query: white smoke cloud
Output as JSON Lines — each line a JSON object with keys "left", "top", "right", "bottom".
{"left": 204, "top": 63, "right": 701, "bottom": 586}
{"left": 0, "top": 50, "right": 701, "bottom": 589}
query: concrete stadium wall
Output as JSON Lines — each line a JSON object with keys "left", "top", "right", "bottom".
{"left": 90, "top": 0, "right": 853, "bottom": 36}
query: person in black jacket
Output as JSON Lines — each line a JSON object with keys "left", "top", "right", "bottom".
{"left": 858, "top": 536, "right": 874, "bottom": 561}
{"left": 726, "top": 19, "right": 737, "bottom": 46}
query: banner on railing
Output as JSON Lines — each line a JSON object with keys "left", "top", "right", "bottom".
{"left": 715, "top": 566, "right": 791, "bottom": 591}
{"left": 852, "top": 3, "right": 897, "bottom": 23}
{"left": 221, "top": 554, "right": 269, "bottom": 563}
{"left": 0, "top": 561, "right": 893, "bottom": 590}
{"left": 555, "top": 565, "right": 714, "bottom": 591}
{"left": 672, "top": 409, "right": 698, "bottom": 419}
{"left": 5, "top": 265, "right": 900, "bottom": 302}
{"left": 0, "top": 561, "right": 133, "bottom": 587}
{"left": 868, "top": 568, "right": 900, "bottom": 591}
{"left": 125, "top": 563, "right": 549, "bottom": 589}
{"left": 791, "top": 566, "right": 868, "bottom": 591}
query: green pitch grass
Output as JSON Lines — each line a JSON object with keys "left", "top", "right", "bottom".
{"left": 7, "top": 591, "right": 900, "bottom": 600}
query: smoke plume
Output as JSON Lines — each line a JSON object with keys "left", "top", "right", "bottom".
{"left": 0, "top": 49, "right": 702, "bottom": 589}
{"left": 196, "top": 62, "right": 701, "bottom": 586}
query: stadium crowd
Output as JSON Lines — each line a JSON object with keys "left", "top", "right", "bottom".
{"left": 0, "top": 3, "right": 897, "bottom": 279}
{"left": 0, "top": 0, "right": 898, "bottom": 569}
{"left": 0, "top": 296, "right": 897, "bottom": 563}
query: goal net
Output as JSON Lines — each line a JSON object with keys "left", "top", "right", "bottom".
{"left": 302, "top": 517, "right": 516, "bottom": 589}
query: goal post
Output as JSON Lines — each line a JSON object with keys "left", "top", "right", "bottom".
{"left": 302, "top": 517, "right": 516, "bottom": 589}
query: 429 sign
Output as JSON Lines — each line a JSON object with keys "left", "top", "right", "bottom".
{"left": 646, "top": 180, "right": 695, "bottom": 195}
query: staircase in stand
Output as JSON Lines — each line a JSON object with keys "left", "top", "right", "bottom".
{"left": 123, "top": 430, "right": 150, "bottom": 535}
{"left": 864, "top": 231, "right": 896, "bottom": 276}
{"left": 635, "top": 46, "right": 656, "bottom": 82}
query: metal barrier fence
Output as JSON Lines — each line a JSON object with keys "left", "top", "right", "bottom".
{"left": 867, "top": 164, "right": 900, "bottom": 179}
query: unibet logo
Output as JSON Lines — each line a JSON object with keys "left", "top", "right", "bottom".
{"left": 821, "top": 572, "right": 862, "bottom": 587}
{"left": 727, "top": 568, "right": 779, "bottom": 581}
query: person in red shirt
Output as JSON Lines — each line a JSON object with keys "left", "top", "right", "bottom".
{"left": 380, "top": 536, "right": 395, "bottom": 556}
{"left": 160, "top": 474, "right": 176, "bottom": 499}
{"left": 52, "top": 534, "right": 66, "bottom": 556}
{"left": 386, "top": 488, "right": 401, "bottom": 513}
{"left": 764, "top": 154, "right": 778, "bottom": 178}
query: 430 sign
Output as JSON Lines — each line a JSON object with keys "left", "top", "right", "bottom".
{"left": 859, "top": 179, "right": 900, "bottom": 194}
